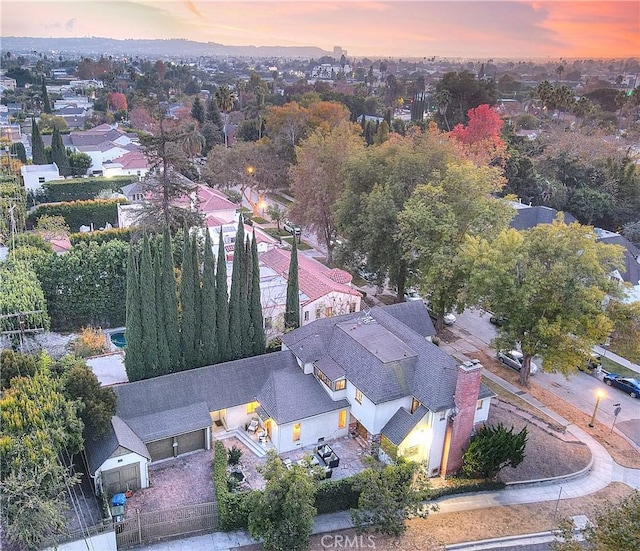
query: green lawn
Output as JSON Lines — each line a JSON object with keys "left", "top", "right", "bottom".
{"left": 601, "top": 357, "right": 638, "bottom": 378}
{"left": 267, "top": 192, "right": 293, "bottom": 206}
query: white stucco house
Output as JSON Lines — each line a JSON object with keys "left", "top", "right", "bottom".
{"left": 86, "top": 302, "right": 493, "bottom": 493}
{"left": 20, "top": 163, "right": 60, "bottom": 192}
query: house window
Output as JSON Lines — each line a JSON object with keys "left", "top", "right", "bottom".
{"left": 314, "top": 366, "right": 332, "bottom": 390}
{"left": 477, "top": 399, "right": 483, "bottom": 410}
{"left": 325, "top": 307, "right": 333, "bottom": 317}
{"left": 292, "top": 423, "right": 301, "bottom": 442}
{"left": 355, "top": 389, "right": 363, "bottom": 404}
{"left": 246, "top": 401, "right": 259, "bottom": 414}
{"left": 338, "top": 410, "right": 347, "bottom": 429}
{"left": 349, "top": 302, "right": 356, "bottom": 313}
{"left": 315, "top": 308, "right": 321, "bottom": 319}
{"left": 264, "top": 317, "right": 273, "bottom": 329}
{"left": 439, "top": 411, "right": 446, "bottom": 421}
{"left": 334, "top": 379, "right": 346, "bottom": 391}
{"left": 38, "top": 177, "right": 45, "bottom": 183}
{"left": 411, "top": 397, "right": 420, "bottom": 414}
{"left": 304, "top": 311, "right": 309, "bottom": 322}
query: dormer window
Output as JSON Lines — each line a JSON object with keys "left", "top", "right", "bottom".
{"left": 411, "top": 397, "right": 420, "bottom": 414}
{"left": 335, "top": 379, "right": 346, "bottom": 391}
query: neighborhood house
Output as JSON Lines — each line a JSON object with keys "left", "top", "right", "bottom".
{"left": 86, "top": 302, "right": 493, "bottom": 495}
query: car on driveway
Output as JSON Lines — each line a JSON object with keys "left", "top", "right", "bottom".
{"left": 404, "top": 289, "right": 424, "bottom": 302}
{"left": 497, "top": 350, "right": 539, "bottom": 375}
{"left": 283, "top": 220, "right": 301, "bottom": 236}
{"left": 603, "top": 374, "right": 640, "bottom": 398}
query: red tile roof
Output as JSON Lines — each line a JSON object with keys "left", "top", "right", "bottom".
{"left": 110, "top": 150, "right": 149, "bottom": 170}
{"left": 260, "top": 248, "right": 360, "bottom": 304}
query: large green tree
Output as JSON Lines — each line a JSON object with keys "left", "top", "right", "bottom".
{"left": 351, "top": 459, "right": 435, "bottom": 538}
{"left": 124, "top": 245, "right": 144, "bottom": 382}
{"left": 462, "top": 218, "right": 625, "bottom": 386}
{"left": 180, "top": 227, "right": 198, "bottom": 370}
{"left": 228, "top": 221, "right": 248, "bottom": 359}
{"left": 50, "top": 126, "right": 71, "bottom": 177}
{"left": 200, "top": 231, "right": 219, "bottom": 366}
{"left": 398, "top": 160, "right": 513, "bottom": 329}
{"left": 154, "top": 241, "right": 171, "bottom": 376}
{"left": 139, "top": 235, "right": 159, "bottom": 378}
{"left": 248, "top": 451, "right": 317, "bottom": 551}
{"left": 31, "top": 117, "right": 47, "bottom": 165}
{"left": 462, "top": 423, "right": 528, "bottom": 479}
{"left": 289, "top": 121, "right": 364, "bottom": 263}
{"left": 161, "top": 227, "right": 181, "bottom": 371}
{"left": 190, "top": 231, "right": 203, "bottom": 365}
{"left": 215, "top": 230, "right": 231, "bottom": 361}
{"left": 284, "top": 237, "right": 300, "bottom": 331}
{"left": 41, "top": 77, "right": 52, "bottom": 114}
{"left": 336, "top": 125, "right": 459, "bottom": 299}
{"left": 0, "top": 361, "right": 84, "bottom": 551}
{"left": 249, "top": 235, "right": 266, "bottom": 355}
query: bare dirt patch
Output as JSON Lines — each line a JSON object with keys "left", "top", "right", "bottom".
{"left": 234, "top": 484, "right": 634, "bottom": 551}
{"left": 470, "top": 348, "right": 640, "bottom": 469}
{"left": 123, "top": 449, "right": 214, "bottom": 518}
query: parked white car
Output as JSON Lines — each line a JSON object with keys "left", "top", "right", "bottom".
{"left": 497, "top": 350, "right": 539, "bottom": 375}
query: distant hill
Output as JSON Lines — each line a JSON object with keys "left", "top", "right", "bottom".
{"left": 0, "top": 36, "right": 332, "bottom": 59}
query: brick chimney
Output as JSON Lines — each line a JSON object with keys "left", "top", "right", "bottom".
{"left": 445, "top": 360, "right": 483, "bottom": 474}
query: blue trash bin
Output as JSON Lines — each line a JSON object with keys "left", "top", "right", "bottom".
{"left": 111, "top": 493, "right": 126, "bottom": 507}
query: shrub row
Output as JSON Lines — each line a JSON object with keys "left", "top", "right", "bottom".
{"left": 40, "top": 176, "right": 137, "bottom": 203}
{"left": 27, "top": 199, "right": 127, "bottom": 232}
{"left": 212, "top": 441, "right": 259, "bottom": 531}
{"left": 69, "top": 227, "right": 133, "bottom": 246}
{"left": 314, "top": 474, "right": 363, "bottom": 515}
{"left": 427, "top": 477, "right": 505, "bottom": 499}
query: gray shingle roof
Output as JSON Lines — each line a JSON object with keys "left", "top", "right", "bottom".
{"left": 596, "top": 234, "right": 640, "bottom": 286}
{"left": 314, "top": 356, "right": 346, "bottom": 381}
{"left": 256, "top": 365, "right": 349, "bottom": 424}
{"left": 85, "top": 416, "right": 149, "bottom": 473}
{"left": 283, "top": 303, "right": 462, "bottom": 410}
{"left": 510, "top": 205, "right": 577, "bottom": 231}
{"left": 381, "top": 301, "right": 436, "bottom": 338}
{"left": 126, "top": 402, "right": 212, "bottom": 442}
{"left": 381, "top": 405, "right": 428, "bottom": 445}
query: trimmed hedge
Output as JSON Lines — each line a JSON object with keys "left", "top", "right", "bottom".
{"left": 41, "top": 176, "right": 137, "bottom": 203}
{"left": 27, "top": 199, "right": 127, "bottom": 232}
{"left": 213, "top": 441, "right": 259, "bottom": 531}
{"left": 70, "top": 227, "right": 133, "bottom": 246}
{"left": 314, "top": 474, "right": 363, "bottom": 515}
{"left": 427, "top": 477, "right": 505, "bottom": 499}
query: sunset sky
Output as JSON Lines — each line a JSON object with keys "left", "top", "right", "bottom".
{"left": 1, "top": 1, "right": 638, "bottom": 59}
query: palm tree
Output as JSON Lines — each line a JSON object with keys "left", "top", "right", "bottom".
{"left": 435, "top": 89, "right": 452, "bottom": 131}
{"left": 215, "top": 85, "right": 234, "bottom": 148}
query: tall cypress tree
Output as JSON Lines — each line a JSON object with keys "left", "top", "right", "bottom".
{"left": 154, "top": 242, "right": 171, "bottom": 376}
{"left": 215, "top": 229, "right": 231, "bottom": 361}
{"left": 285, "top": 238, "right": 300, "bottom": 331}
{"left": 140, "top": 235, "right": 159, "bottom": 378}
{"left": 244, "top": 237, "right": 255, "bottom": 357}
{"left": 31, "top": 118, "right": 46, "bottom": 165}
{"left": 200, "top": 231, "right": 219, "bottom": 366}
{"left": 228, "top": 221, "right": 245, "bottom": 359}
{"left": 41, "top": 77, "right": 52, "bottom": 114}
{"left": 180, "top": 227, "right": 197, "bottom": 370}
{"left": 161, "top": 226, "right": 181, "bottom": 371}
{"left": 124, "top": 245, "right": 144, "bottom": 382}
{"left": 191, "top": 232, "right": 203, "bottom": 366}
{"left": 51, "top": 126, "right": 70, "bottom": 177}
{"left": 249, "top": 235, "right": 266, "bottom": 355}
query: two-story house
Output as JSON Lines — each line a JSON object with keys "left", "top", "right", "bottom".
{"left": 85, "top": 302, "right": 493, "bottom": 495}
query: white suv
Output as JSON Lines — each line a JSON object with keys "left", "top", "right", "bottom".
{"left": 283, "top": 220, "right": 301, "bottom": 236}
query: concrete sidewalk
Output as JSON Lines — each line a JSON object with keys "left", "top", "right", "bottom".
{"left": 593, "top": 345, "right": 640, "bottom": 374}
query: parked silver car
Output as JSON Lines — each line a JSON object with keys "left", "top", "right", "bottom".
{"left": 497, "top": 350, "right": 539, "bottom": 375}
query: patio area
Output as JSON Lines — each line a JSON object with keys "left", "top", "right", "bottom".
{"left": 217, "top": 433, "right": 371, "bottom": 491}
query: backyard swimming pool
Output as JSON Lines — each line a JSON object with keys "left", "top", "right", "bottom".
{"left": 110, "top": 331, "right": 126, "bottom": 348}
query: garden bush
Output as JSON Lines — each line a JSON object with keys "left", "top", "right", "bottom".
{"left": 71, "top": 327, "right": 109, "bottom": 358}
{"left": 314, "top": 474, "right": 363, "bottom": 515}
{"left": 27, "top": 199, "right": 127, "bottom": 232}
{"left": 70, "top": 227, "right": 133, "bottom": 246}
{"left": 40, "top": 176, "right": 136, "bottom": 203}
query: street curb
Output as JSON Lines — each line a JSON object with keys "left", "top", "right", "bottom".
{"left": 445, "top": 531, "right": 556, "bottom": 550}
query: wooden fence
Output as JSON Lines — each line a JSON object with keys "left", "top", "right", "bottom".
{"left": 115, "top": 502, "right": 218, "bottom": 549}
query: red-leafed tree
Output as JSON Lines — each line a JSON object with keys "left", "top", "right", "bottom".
{"left": 108, "top": 92, "right": 128, "bottom": 112}
{"left": 450, "top": 104, "right": 507, "bottom": 165}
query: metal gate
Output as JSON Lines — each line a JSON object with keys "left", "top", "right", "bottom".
{"left": 115, "top": 502, "right": 218, "bottom": 549}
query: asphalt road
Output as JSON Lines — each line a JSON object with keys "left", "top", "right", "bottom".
{"left": 453, "top": 308, "right": 640, "bottom": 447}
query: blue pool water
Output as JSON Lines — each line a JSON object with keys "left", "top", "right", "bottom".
{"left": 110, "top": 331, "right": 126, "bottom": 348}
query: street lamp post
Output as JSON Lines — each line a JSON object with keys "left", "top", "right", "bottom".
{"left": 588, "top": 390, "right": 605, "bottom": 428}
